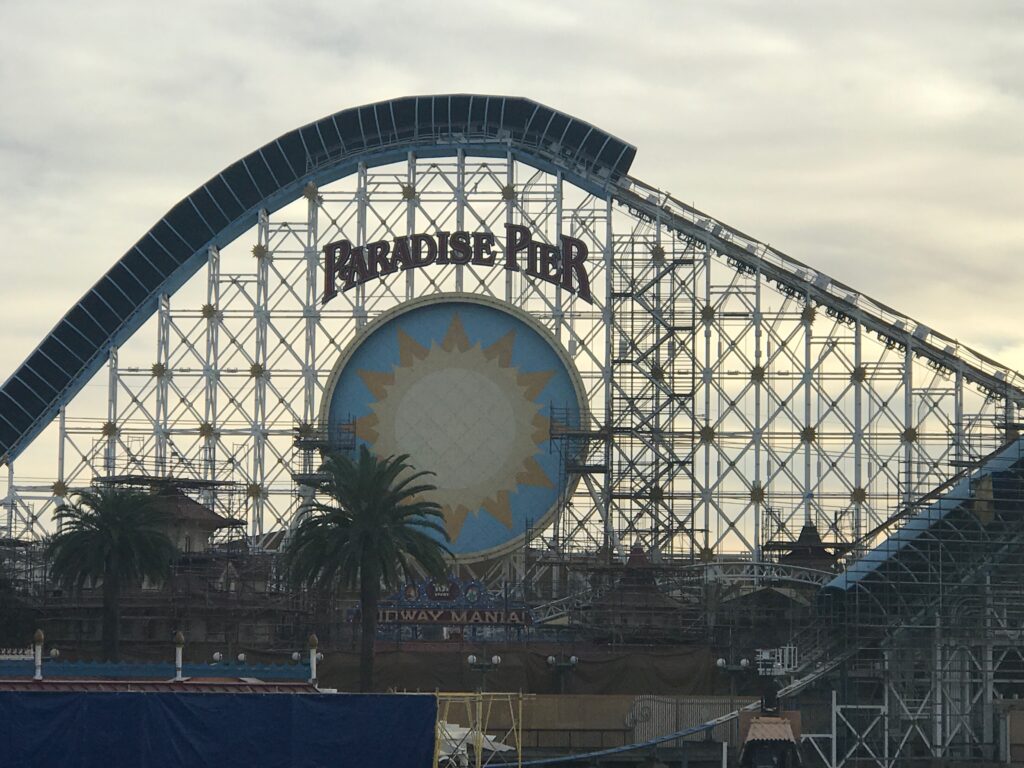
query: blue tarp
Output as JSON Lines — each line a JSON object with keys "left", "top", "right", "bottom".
{"left": 0, "top": 691, "right": 436, "bottom": 768}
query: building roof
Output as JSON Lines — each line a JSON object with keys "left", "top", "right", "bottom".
{"left": 0, "top": 678, "right": 318, "bottom": 694}
{"left": 152, "top": 490, "right": 244, "bottom": 530}
{"left": 0, "top": 659, "right": 309, "bottom": 681}
{"left": 744, "top": 716, "right": 797, "bottom": 744}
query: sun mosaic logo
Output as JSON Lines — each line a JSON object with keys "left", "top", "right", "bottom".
{"left": 322, "top": 297, "right": 585, "bottom": 560}
{"left": 354, "top": 313, "right": 553, "bottom": 540}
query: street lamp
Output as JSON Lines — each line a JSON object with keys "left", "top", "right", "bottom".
{"left": 546, "top": 655, "right": 579, "bottom": 694}
{"left": 467, "top": 654, "right": 502, "bottom": 691}
{"left": 715, "top": 656, "right": 751, "bottom": 748}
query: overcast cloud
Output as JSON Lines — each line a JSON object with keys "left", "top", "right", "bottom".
{"left": 1, "top": 0, "right": 1022, "bottom": 380}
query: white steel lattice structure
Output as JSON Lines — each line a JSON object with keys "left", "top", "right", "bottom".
{"left": 2, "top": 95, "right": 1022, "bottom": 581}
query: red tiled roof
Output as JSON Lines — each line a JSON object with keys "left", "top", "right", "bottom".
{"left": 153, "top": 491, "right": 244, "bottom": 530}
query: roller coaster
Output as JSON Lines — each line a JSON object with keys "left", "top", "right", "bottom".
{"left": 2, "top": 95, "right": 1023, "bottom": 765}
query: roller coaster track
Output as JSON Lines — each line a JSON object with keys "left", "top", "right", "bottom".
{"left": 614, "top": 176, "right": 1024, "bottom": 405}
{"left": 530, "top": 562, "right": 834, "bottom": 625}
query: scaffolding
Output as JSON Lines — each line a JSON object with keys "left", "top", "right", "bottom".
{"left": 605, "top": 224, "right": 699, "bottom": 564}
{"left": 781, "top": 438, "right": 1024, "bottom": 766}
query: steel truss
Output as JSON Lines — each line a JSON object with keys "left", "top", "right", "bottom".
{"left": 3, "top": 156, "right": 1020, "bottom": 589}
{"left": 787, "top": 439, "right": 1024, "bottom": 767}
{"left": 801, "top": 630, "right": 1024, "bottom": 768}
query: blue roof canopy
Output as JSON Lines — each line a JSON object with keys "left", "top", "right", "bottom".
{"left": 824, "top": 437, "right": 1024, "bottom": 596}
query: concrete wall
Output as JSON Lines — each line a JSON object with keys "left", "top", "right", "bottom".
{"left": 1009, "top": 708, "right": 1024, "bottom": 763}
{"left": 481, "top": 694, "right": 754, "bottom": 749}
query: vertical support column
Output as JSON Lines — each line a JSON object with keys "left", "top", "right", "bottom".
{"left": 55, "top": 405, "right": 66, "bottom": 530}
{"left": 702, "top": 244, "right": 713, "bottom": 553}
{"left": 651, "top": 207, "right": 663, "bottom": 560}
{"left": 456, "top": 149, "right": 465, "bottom": 293}
{"left": 554, "top": 172, "right": 564, "bottom": 343}
{"left": 505, "top": 151, "right": 515, "bottom": 305}
{"left": 829, "top": 689, "right": 838, "bottom": 768}
{"left": 203, "top": 246, "right": 220, "bottom": 506}
{"left": 803, "top": 297, "right": 813, "bottom": 526}
{"left": 304, "top": 188, "right": 319, "bottom": 430}
{"left": 155, "top": 294, "right": 170, "bottom": 476}
{"left": 953, "top": 368, "right": 964, "bottom": 465}
{"left": 903, "top": 343, "right": 914, "bottom": 508}
{"left": 752, "top": 266, "right": 762, "bottom": 565}
{"left": 602, "top": 196, "right": 615, "bottom": 558}
{"left": 982, "top": 572, "right": 995, "bottom": 758}
{"left": 1004, "top": 395, "right": 1014, "bottom": 442}
{"left": 405, "top": 151, "right": 417, "bottom": 302}
{"left": 355, "top": 162, "right": 368, "bottom": 328}
{"left": 252, "top": 210, "right": 270, "bottom": 549}
{"left": 105, "top": 347, "right": 118, "bottom": 476}
{"left": 549, "top": 171, "right": 565, "bottom": 571}
{"left": 4, "top": 463, "right": 14, "bottom": 539}
{"left": 883, "top": 650, "right": 892, "bottom": 768}
{"left": 933, "top": 617, "right": 943, "bottom": 757}
{"left": 853, "top": 322, "right": 863, "bottom": 543}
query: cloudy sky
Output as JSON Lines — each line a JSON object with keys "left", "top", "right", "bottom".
{"left": 1, "top": 0, "right": 1022, "bottom": 384}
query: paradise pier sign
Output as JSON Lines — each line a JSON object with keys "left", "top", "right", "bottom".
{"left": 322, "top": 224, "right": 593, "bottom": 304}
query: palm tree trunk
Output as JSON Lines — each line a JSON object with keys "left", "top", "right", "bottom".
{"left": 101, "top": 572, "right": 121, "bottom": 662}
{"left": 359, "top": 563, "right": 380, "bottom": 692}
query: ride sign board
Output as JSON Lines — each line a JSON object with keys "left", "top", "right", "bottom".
{"left": 352, "top": 578, "right": 534, "bottom": 626}
{"left": 322, "top": 224, "right": 593, "bottom": 304}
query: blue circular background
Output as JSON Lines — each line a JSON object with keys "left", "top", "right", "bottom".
{"left": 323, "top": 297, "right": 583, "bottom": 560}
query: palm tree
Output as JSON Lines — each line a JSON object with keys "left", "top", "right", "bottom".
{"left": 284, "top": 447, "right": 451, "bottom": 691}
{"left": 47, "top": 487, "right": 176, "bottom": 661}
{"left": 0, "top": 559, "right": 36, "bottom": 647}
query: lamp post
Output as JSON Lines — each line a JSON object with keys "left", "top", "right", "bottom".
{"left": 308, "top": 633, "right": 319, "bottom": 686}
{"left": 467, "top": 654, "right": 501, "bottom": 692}
{"left": 174, "top": 631, "right": 185, "bottom": 682}
{"left": 546, "top": 654, "right": 579, "bottom": 694}
{"left": 715, "top": 657, "right": 750, "bottom": 751}
{"left": 32, "top": 629, "right": 44, "bottom": 681}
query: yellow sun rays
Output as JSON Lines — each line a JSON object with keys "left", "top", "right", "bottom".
{"left": 353, "top": 312, "right": 554, "bottom": 542}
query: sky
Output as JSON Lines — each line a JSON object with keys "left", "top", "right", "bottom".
{"left": 1, "top": 0, "right": 1023, "bottom": 383}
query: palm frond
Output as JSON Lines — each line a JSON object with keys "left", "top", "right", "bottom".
{"left": 283, "top": 446, "right": 452, "bottom": 593}
{"left": 47, "top": 487, "right": 176, "bottom": 591}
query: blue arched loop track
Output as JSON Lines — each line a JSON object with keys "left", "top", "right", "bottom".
{"left": 0, "top": 96, "right": 636, "bottom": 465}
